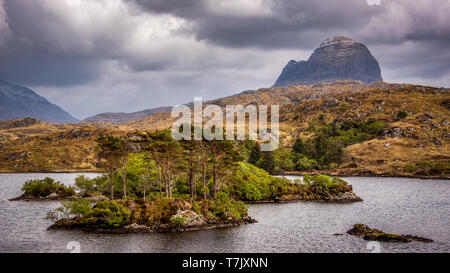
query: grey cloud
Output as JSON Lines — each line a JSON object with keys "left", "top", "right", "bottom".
{"left": 0, "top": 0, "right": 449, "bottom": 119}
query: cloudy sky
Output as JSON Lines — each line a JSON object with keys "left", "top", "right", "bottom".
{"left": 0, "top": 0, "right": 449, "bottom": 119}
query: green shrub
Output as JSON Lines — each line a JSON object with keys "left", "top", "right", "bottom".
{"left": 22, "top": 177, "right": 74, "bottom": 197}
{"left": 85, "top": 201, "right": 131, "bottom": 228}
{"left": 212, "top": 192, "right": 248, "bottom": 220}
{"left": 303, "top": 174, "right": 349, "bottom": 195}
{"left": 296, "top": 156, "right": 317, "bottom": 171}
{"left": 170, "top": 216, "right": 186, "bottom": 226}
{"left": 404, "top": 164, "right": 417, "bottom": 173}
{"left": 397, "top": 110, "right": 408, "bottom": 119}
{"left": 46, "top": 199, "right": 93, "bottom": 221}
{"left": 74, "top": 175, "right": 97, "bottom": 195}
{"left": 229, "top": 163, "right": 272, "bottom": 201}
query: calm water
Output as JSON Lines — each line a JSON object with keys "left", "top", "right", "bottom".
{"left": 0, "top": 173, "right": 448, "bottom": 253}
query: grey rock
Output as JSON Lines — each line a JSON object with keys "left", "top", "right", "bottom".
{"left": 46, "top": 192, "right": 58, "bottom": 199}
{"left": 171, "top": 210, "right": 206, "bottom": 227}
{"left": 274, "top": 36, "right": 382, "bottom": 87}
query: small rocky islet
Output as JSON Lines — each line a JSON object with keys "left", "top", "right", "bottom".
{"left": 347, "top": 224, "right": 433, "bottom": 243}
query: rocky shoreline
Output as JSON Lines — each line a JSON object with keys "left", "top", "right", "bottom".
{"left": 247, "top": 191, "right": 362, "bottom": 204}
{"left": 48, "top": 217, "right": 257, "bottom": 234}
{"left": 281, "top": 171, "right": 449, "bottom": 180}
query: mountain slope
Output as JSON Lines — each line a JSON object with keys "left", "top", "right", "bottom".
{"left": 274, "top": 36, "right": 382, "bottom": 86}
{"left": 0, "top": 80, "right": 79, "bottom": 123}
{"left": 83, "top": 107, "right": 172, "bottom": 123}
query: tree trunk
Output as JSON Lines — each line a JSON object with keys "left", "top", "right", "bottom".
{"left": 212, "top": 166, "right": 217, "bottom": 199}
{"left": 109, "top": 154, "right": 114, "bottom": 200}
{"left": 158, "top": 167, "right": 162, "bottom": 197}
{"left": 168, "top": 168, "right": 172, "bottom": 198}
{"left": 162, "top": 169, "right": 169, "bottom": 198}
{"left": 122, "top": 155, "right": 128, "bottom": 200}
{"left": 188, "top": 159, "right": 194, "bottom": 198}
{"left": 202, "top": 155, "right": 207, "bottom": 200}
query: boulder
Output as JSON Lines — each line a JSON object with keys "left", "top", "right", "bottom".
{"left": 171, "top": 210, "right": 206, "bottom": 227}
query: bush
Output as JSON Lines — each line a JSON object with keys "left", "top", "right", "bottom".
{"left": 85, "top": 201, "right": 131, "bottom": 228}
{"left": 229, "top": 163, "right": 272, "bottom": 201}
{"left": 212, "top": 192, "right": 248, "bottom": 220}
{"left": 296, "top": 156, "right": 317, "bottom": 171}
{"left": 304, "top": 174, "right": 350, "bottom": 195}
{"left": 74, "top": 175, "right": 97, "bottom": 195}
{"left": 46, "top": 199, "right": 93, "bottom": 221}
{"left": 170, "top": 216, "right": 186, "bottom": 226}
{"left": 404, "top": 164, "right": 417, "bottom": 173}
{"left": 397, "top": 110, "right": 408, "bottom": 119}
{"left": 22, "top": 177, "right": 74, "bottom": 197}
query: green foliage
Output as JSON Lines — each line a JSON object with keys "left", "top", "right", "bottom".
{"left": 256, "top": 151, "right": 276, "bottom": 174}
{"left": 292, "top": 137, "right": 307, "bottom": 154}
{"left": 293, "top": 117, "right": 386, "bottom": 170}
{"left": 74, "top": 174, "right": 109, "bottom": 196}
{"left": 248, "top": 142, "right": 262, "bottom": 165}
{"left": 296, "top": 156, "right": 318, "bottom": 171}
{"left": 229, "top": 163, "right": 273, "bottom": 201}
{"left": 74, "top": 175, "right": 97, "bottom": 195}
{"left": 404, "top": 164, "right": 417, "bottom": 173}
{"left": 397, "top": 110, "right": 408, "bottom": 119}
{"left": 272, "top": 146, "right": 296, "bottom": 173}
{"left": 303, "top": 174, "right": 350, "bottom": 195}
{"left": 404, "top": 161, "right": 450, "bottom": 176}
{"left": 22, "top": 177, "right": 74, "bottom": 197}
{"left": 174, "top": 177, "right": 190, "bottom": 194}
{"left": 85, "top": 201, "right": 131, "bottom": 228}
{"left": 170, "top": 216, "right": 186, "bottom": 226}
{"left": 46, "top": 199, "right": 93, "bottom": 221}
{"left": 212, "top": 192, "right": 248, "bottom": 219}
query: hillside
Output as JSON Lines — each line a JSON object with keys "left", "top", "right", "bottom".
{"left": 0, "top": 80, "right": 79, "bottom": 123}
{"left": 83, "top": 106, "right": 172, "bottom": 123}
{"left": 0, "top": 81, "right": 448, "bottom": 178}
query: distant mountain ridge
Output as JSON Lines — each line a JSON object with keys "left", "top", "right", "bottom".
{"left": 83, "top": 107, "right": 172, "bottom": 123}
{"left": 0, "top": 80, "right": 79, "bottom": 123}
{"left": 274, "top": 36, "right": 382, "bottom": 87}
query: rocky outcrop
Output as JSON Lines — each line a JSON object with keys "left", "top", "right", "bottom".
{"left": 0, "top": 117, "right": 42, "bottom": 130}
{"left": 171, "top": 209, "right": 206, "bottom": 227}
{"left": 274, "top": 36, "right": 382, "bottom": 86}
{"left": 347, "top": 224, "right": 433, "bottom": 243}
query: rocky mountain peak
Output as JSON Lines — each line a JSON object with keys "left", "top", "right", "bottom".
{"left": 274, "top": 36, "right": 382, "bottom": 87}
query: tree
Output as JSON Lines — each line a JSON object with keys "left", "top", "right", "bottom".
{"left": 141, "top": 130, "right": 183, "bottom": 198}
{"left": 248, "top": 142, "right": 261, "bottom": 165}
{"left": 207, "top": 138, "right": 241, "bottom": 199}
{"left": 96, "top": 135, "right": 127, "bottom": 200}
{"left": 257, "top": 151, "right": 276, "bottom": 174}
{"left": 180, "top": 126, "right": 201, "bottom": 198}
{"left": 292, "top": 137, "right": 307, "bottom": 155}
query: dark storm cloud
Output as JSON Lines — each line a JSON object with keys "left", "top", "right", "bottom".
{"left": 0, "top": 0, "right": 449, "bottom": 118}
{"left": 129, "top": 0, "right": 450, "bottom": 49}
{"left": 129, "top": 0, "right": 379, "bottom": 49}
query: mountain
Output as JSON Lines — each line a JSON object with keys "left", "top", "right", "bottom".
{"left": 0, "top": 80, "right": 79, "bottom": 123}
{"left": 274, "top": 36, "right": 382, "bottom": 87}
{"left": 83, "top": 107, "right": 172, "bottom": 123}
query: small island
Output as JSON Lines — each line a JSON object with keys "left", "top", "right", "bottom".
{"left": 347, "top": 224, "right": 433, "bottom": 243}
